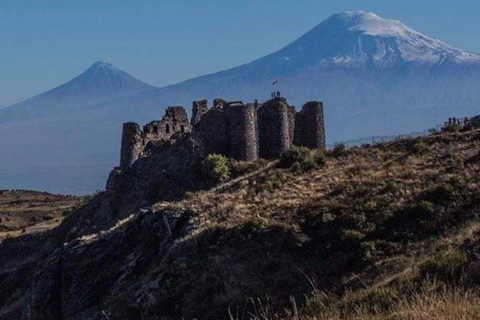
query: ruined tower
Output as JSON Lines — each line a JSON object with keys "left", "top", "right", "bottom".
{"left": 257, "top": 98, "right": 292, "bottom": 159}
{"left": 293, "top": 101, "right": 326, "bottom": 149}
{"left": 117, "top": 97, "right": 326, "bottom": 170}
{"left": 226, "top": 103, "right": 258, "bottom": 161}
{"left": 120, "top": 122, "right": 142, "bottom": 169}
{"left": 191, "top": 100, "right": 209, "bottom": 125}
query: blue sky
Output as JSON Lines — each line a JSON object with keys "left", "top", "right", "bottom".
{"left": 1, "top": 0, "right": 480, "bottom": 106}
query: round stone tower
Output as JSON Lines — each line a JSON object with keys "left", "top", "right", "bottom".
{"left": 120, "top": 122, "right": 142, "bottom": 169}
{"left": 226, "top": 104, "right": 258, "bottom": 161}
{"left": 293, "top": 101, "right": 326, "bottom": 149}
{"left": 257, "top": 98, "right": 292, "bottom": 159}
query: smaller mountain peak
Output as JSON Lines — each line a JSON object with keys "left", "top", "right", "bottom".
{"left": 90, "top": 61, "right": 116, "bottom": 70}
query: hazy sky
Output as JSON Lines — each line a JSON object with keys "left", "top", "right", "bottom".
{"left": 1, "top": 0, "right": 480, "bottom": 105}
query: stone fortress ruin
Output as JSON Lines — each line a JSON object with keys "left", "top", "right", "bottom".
{"left": 119, "top": 97, "right": 325, "bottom": 169}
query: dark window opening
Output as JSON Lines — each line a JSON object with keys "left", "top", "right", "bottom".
{"left": 153, "top": 125, "right": 159, "bottom": 134}
{"left": 181, "top": 125, "right": 185, "bottom": 133}
{"left": 166, "top": 124, "right": 170, "bottom": 134}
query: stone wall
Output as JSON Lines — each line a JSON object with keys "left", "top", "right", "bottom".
{"left": 257, "top": 98, "right": 292, "bottom": 159}
{"left": 191, "top": 100, "right": 209, "bottom": 125}
{"left": 119, "top": 97, "right": 326, "bottom": 168}
{"left": 119, "top": 107, "right": 192, "bottom": 168}
{"left": 288, "top": 106, "right": 296, "bottom": 144}
{"left": 193, "top": 107, "right": 229, "bottom": 157}
{"left": 293, "top": 101, "right": 326, "bottom": 149}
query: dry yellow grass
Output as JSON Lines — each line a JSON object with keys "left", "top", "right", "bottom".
{"left": 156, "top": 131, "right": 480, "bottom": 236}
{"left": 0, "top": 190, "right": 84, "bottom": 240}
{"left": 297, "top": 289, "right": 480, "bottom": 320}
{"left": 148, "top": 130, "right": 480, "bottom": 319}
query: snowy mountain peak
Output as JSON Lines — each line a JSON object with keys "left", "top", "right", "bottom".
{"left": 326, "top": 11, "right": 425, "bottom": 38}
{"left": 265, "top": 11, "right": 480, "bottom": 70}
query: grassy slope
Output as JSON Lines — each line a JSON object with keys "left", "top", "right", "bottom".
{"left": 0, "top": 190, "right": 84, "bottom": 240}
{"left": 152, "top": 130, "right": 480, "bottom": 319}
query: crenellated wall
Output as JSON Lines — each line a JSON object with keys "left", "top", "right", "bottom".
{"left": 119, "top": 97, "right": 325, "bottom": 168}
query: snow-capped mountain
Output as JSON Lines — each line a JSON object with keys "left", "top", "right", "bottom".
{"left": 1, "top": 11, "right": 480, "bottom": 194}
{"left": 282, "top": 11, "right": 480, "bottom": 68}
{"left": 0, "top": 61, "right": 157, "bottom": 122}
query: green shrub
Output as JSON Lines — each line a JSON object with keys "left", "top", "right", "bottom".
{"left": 419, "top": 251, "right": 467, "bottom": 282}
{"left": 279, "top": 146, "right": 325, "bottom": 172}
{"left": 442, "top": 124, "right": 460, "bottom": 133}
{"left": 201, "top": 154, "right": 230, "bottom": 184}
{"left": 313, "top": 149, "right": 327, "bottom": 166}
{"left": 280, "top": 146, "right": 312, "bottom": 168}
{"left": 330, "top": 143, "right": 346, "bottom": 158}
{"left": 301, "top": 159, "right": 317, "bottom": 172}
{"left": 230, "top": 159, "right": 269, "bottom": 178}
{"left": 410, "top": 141, "right": 428, "bottom": 155}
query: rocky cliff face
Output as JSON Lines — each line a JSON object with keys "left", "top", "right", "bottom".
{"left": 23, "top": 208, "right": 196, "bottom": 320}
{"left": 0, "top": 137, "right": 208, "bottom": 320}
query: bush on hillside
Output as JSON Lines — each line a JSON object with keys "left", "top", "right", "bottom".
{"left": 201, "top": 154, "right": 230, "bottom": 184}
{"left": 280, "top": 146, "right": 326, "bottom": 173}
{"left": 419, "top": 250, "right": 467, "bottom": 282}
{"left": 330, "top": 143, "right": 347, "bottom": 158}
{"left": 443, "top": 124, "right": 461, "bottom": 133}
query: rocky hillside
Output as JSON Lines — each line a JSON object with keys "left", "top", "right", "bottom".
{"left": 1, "top": 129, "right": 480, "bottom": 319}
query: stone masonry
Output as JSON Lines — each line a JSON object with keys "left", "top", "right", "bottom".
{"left": 119, "top": 97, "right": 325, "bottom": 168}
{"left": 293, "top": 101, "right": 326, "bottom": 149}
{"left": 257, "top": 98, "right": 292, "bottom": 159}
{"left": 120, "top": 107, "right": 191, "bottom": 169}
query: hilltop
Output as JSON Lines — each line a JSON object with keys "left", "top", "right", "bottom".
{"left": 1, "top": 127, "right": 480, "bottom": 319}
